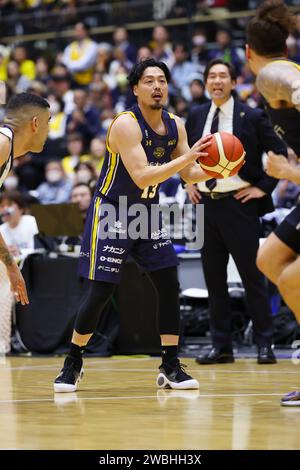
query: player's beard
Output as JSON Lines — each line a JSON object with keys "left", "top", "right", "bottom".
{"left": 150, "top": 103, "right": 163, "bottom": 110}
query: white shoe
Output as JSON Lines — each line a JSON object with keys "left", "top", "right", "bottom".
{"left": 156, "top": 361, "right": 199, "bottom": 390}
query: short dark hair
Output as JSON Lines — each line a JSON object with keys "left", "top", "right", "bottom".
{"left": 0, "top": 190, "right": 27, "bottom": 211}
{"left": 127, "top": 59, "right": 170, "bottom": 90}
{"left": 72, "top": 182, "right": 93, "bottom": 192}
{"left": 204, "top": 59, "right": 237, "bottom": 82}
{"left": 246, "top": 0, "right": 296, "bottom": 57}
{"left": 75, "top": 21, "right": 90, "bottom": 33}
{"left": 173, "top": 42, "right": 188, "bottom": 53}
{"left": 6, "top": 92, "right": 49, "bottom": 113}
{"left": 72, "top": 182, "right": 94, "bottom": 197}
{"left": 216, "top": 28, "right": 231, "bottom": 38}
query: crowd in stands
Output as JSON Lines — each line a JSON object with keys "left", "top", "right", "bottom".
{"left": 0, "top": 11, "right": 299, "bottom": 228}
{"left": 0, "top": 1, "right": 300, "bottom": 352}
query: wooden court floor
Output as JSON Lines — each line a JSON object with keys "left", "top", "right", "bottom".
{"left": 0, "top": 356, "right": 299, "bottom": 450}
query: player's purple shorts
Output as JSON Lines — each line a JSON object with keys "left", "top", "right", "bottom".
{"left": 78, "top": 194, "right": 178, "bottom": 283}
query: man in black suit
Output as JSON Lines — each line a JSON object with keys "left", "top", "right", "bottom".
{"left": 185, "top": 58, "right": 288, "bottom": 365}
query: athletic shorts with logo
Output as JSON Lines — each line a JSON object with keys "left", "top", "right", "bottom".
{"left": 78, "top": 195, "right": 179, "bottom": 284}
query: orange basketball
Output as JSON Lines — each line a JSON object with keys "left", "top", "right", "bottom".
{"left": 198, "top": 131, "right": 245, "bottom": 179}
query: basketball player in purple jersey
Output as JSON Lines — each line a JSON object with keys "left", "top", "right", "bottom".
{"left": 54, "top": 59, "right": 213, "bottom": 393}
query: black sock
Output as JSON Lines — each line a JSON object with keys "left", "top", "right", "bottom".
{"left": 68, "top": 343, "right": 84, "bottom": 366}
{"left": 161, "top": 345, "right": 178, "bottom": 369}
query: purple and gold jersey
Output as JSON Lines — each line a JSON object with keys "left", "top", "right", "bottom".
{"left": 96, "top": 104, "right": 178, "bottom": 205}
{"left": 78, "top": 105, "right": 179, "bottom": 282}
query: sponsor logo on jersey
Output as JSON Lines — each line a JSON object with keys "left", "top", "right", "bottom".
{"left": 108, "top": 220, "right": 126, "bottom": 234}
{"left": 153, "top": 147, "right": 165, "bottom": 158}
{"left": 97, "top": 265, "right": 120, "bottom": 273}
{"left": 153, "top": 240, "right": 172, "bottom": 249}
{"left": 151, "top": 228, "right": 168, "bottom": 240}
{"left": 102, "top": 245, "right": 126, "bottom": 255}
{"left": 99, "top": 256, "right": 122, "bottom": 264}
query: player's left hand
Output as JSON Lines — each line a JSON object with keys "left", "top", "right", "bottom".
{"left": 234, "top": 186, "right": 266, "bottom": 203}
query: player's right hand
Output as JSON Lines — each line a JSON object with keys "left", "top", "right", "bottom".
{"left": 6, "top": 262, "right": 29, "bottom": 305}
{"left": 188, "top": 134, "right": 212, "bottom": 162}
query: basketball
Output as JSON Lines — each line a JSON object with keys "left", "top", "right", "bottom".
{"left": 198, "top": 131, "right": 246, "bottom": 178}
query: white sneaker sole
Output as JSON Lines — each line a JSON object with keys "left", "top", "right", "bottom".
{"left": 281, "top": 400, "right": 300, "bottom": 406}
{"left": 53, "top": 369, "right": 84, "bottom": 393}
{"left": 156, "top": 373, "right": 199, "bottom": 390}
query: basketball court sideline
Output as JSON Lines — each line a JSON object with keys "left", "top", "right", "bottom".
{"left": 0, "top": 356, "right": 299, "bottom": 450}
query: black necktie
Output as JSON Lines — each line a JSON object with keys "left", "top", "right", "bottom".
{"left": 210, "top": 106, "right": 220, "bottom": 134}
{"left": 205, "top": 107, "right": 220, "bottom": 191}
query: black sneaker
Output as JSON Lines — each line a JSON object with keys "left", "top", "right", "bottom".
{"left": 156, "top": 360, "right": 199, "bottom": 390}
{"left": 257, "top": 346, "right": 277, "bottom": 364}
{"left": 195, "top": 348, "right": 235, "bottom": 365}
{"left": 54, "top": 357, "right": 83, "bottom": 393}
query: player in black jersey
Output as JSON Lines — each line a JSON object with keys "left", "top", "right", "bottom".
{"left": 0, "top": 93, "right": 50, "bottom": 305}
{"left": 246, "top": 0, "right": 300, "bottom": 406}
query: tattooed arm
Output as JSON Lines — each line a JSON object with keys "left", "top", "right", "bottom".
{"left": 0, "top": 232, "right": 29, "bottom": 305}
{"left": 257, "top": 61, "right": 300, "bottom": 110}
{"left": 0, "top": 235, "right": 13, "bottom": 267}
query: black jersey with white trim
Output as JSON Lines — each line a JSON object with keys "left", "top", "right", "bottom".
{"left": 0, "top": 125, "right": 14, "bottom": 188}
{"left": 259, "top": 60, "right": 300, "bottom": 157}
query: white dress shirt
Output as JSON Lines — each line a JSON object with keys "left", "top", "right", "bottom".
{"left": 197, "top": 96, "right": 250, "bottom": 192}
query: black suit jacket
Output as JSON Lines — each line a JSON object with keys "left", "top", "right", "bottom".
{"left": 185, "top": 98, "right": 288, "bottom": 215}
